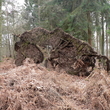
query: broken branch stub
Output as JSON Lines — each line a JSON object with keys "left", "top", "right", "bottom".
{"left": 14, "top": 27, "right": 110, "bottom": 75}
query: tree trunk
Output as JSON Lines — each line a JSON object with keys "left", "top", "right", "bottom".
{"left": 87, "top": 12, "right": 92, "bottom": 45}
{"left": 95, "top": 12, "right": 101, "bottom": 54}
{"left": 38, "top": 0, "right": 41, "bottom": 26}
{"left": 101, "top": 13, "right": 104, "bottom": 55}
{"left": 106, "top": 23, "right": 108, "bottom": 57}
{"left": 109, "top": 36, "right": 110, "bottom": 58}
{"left": 5, "top": 3, "right": 12, "bottom": 57}
{"left": 0, "top": 0, "right": 2, "bottom": 61}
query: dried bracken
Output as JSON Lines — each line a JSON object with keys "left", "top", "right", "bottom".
{"left": 0, "top": 58, "right": 110, "bottom": 110}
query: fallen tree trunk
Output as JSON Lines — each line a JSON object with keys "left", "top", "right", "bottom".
{"left": 14, "top": 27, "right": 110, "bottom": 76}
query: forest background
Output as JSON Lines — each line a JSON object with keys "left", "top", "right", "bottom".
{"left": 0, "top": 0, "right": 110, "bottom": 61}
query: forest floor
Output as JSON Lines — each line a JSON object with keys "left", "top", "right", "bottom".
{"left": 0, "top": 58, "right": 110, "bottom": 110}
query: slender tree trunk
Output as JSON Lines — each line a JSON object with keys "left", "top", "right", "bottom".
{"left": 95, "top": 12, "right": 100, "bottom": 54}
{"left": 106, "top": 23, "right": 108, "bottom": 57}
{"left": 12, "top": 4, "right": 15, "bottom": 58}
{"left": 108, "top": 36, "right": 110, "bottom": 58}
{"left": 0, "top": 0, "right": 2, "bottom": 61}
{"left": 87, "top": 12, "right": 92, "bottom": 45}
{"left": 105, "top": 14, "right": 109, "bottom": 57}
{"left": 101, "top": 13, "right": 104, "bottom": 55}
{"left": 38, "top": 0, "right": 41, "bottom": 26}
{"left": 6, "top": 4, "right": 11, "bottom": 57}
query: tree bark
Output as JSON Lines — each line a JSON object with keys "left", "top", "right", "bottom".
{"left": 0, "top": 0, "right": 2, "bottom": 61}
{"left": 106, "top": 22, "right": 108, "bottom": 57}
{"left": 101, "top": 12, "right": 104, "bottom": 55}
{"left": 38, "top": 0, "right": 41, "bottom": 26}
{"left": 87, "top": 12, "right": 92, "bottom": 45}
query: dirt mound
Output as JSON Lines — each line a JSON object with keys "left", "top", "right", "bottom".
{"left": 0, "top": 58, "right": 110, "bottom": 110}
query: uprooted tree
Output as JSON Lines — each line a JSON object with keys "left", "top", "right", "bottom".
{"left": 14, "top": 27, "right": 110, "bottom": 76}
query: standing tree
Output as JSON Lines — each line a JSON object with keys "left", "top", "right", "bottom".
{"left": 52, "top": 0, "right": 110, "bottom": 55}
{"left": 2, "top": 0, "right": 25, "bottom": 58}
{"left": 0, "top": 0, "right": 2, "bottom": 61}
